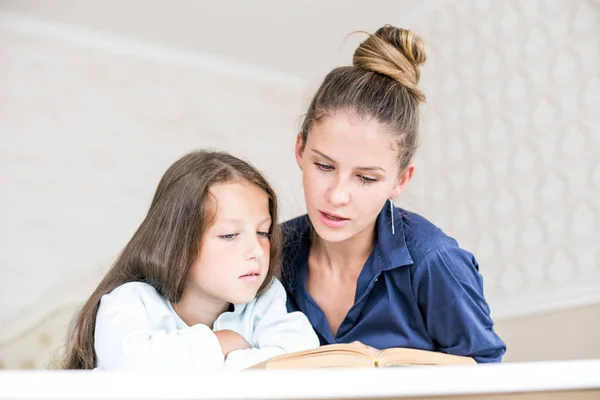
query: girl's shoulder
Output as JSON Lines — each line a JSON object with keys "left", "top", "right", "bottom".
{"left": 255, "top": 277, "right": 286, "bottom": 302}
{"left": 244, "top": 278, "right": 287, "bottom": 313}
{"left": 99, "top": 281, "right": 167, "bottom": 309}
{"left": 105, "top": 281, "right": 158, "bottom": 296}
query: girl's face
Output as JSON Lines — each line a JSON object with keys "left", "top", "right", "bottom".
{"left": 296, "top": 112, "right": 414, "bottom": 244}
{"left": 188, "top": 180, "right": 272, "bottom": 306}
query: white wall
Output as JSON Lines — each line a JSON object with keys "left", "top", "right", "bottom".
{"left": 0, "top": 11, "right": 307, "bottom": 344}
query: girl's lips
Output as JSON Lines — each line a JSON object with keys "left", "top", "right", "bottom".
{"left": 239, "top": 271, "right": 260, "bottom": 282}
{"left": 239, "top": 274, "right": 260, "bottom": 283}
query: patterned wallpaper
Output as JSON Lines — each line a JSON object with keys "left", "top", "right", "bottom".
{"left": 403, "top": 0, "right": 600, "bottom": 317}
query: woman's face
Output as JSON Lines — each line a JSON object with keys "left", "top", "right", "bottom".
{"left": 296, "top": 112, "right": 414, "bottom": 244}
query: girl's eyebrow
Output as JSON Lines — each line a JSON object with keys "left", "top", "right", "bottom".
{"left": 310, "top": 148, "right": 386, "bottom": 172}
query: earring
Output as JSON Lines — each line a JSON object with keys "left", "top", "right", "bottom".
{"left": 389, "top": 199, "right": 395, "bottom": 235}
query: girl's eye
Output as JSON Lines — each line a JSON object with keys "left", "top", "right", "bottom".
{"left": 314, "top": 162, "right": 333, "bottom": 171}
{"left": 257, "top": 231, "right": 271, "bottom": 238}
{"left": 218, "top": 233, "right": 238, "bottom": 240}
{"left": 359, "top": 175, "right": 378, "bottom": 184}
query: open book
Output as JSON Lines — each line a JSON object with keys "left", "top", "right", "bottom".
{"left": 248, "top": 343, "right": 476, "bottom": 369}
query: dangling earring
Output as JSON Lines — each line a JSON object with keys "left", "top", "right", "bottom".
{"left": 389, "top": 199, "right": 395, "bottom": 235}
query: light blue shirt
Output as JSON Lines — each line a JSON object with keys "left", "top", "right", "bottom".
{"left": 94, "top": 278, "right": 320, "bottom": 370}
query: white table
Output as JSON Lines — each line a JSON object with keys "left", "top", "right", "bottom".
{"left": 1, "top": 359, "right": 599, "bottom": 399}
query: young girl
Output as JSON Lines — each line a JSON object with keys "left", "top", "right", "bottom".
{"left": 62, "top": 150, "right": 320, "bottom": 370}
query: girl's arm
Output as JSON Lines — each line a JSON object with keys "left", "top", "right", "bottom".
{"left": 412, "top": 246, "right": 507, "bottom": 363}
{"left": 223, "top": 278, "right": 320, "bottom": 370}
{"left": 214, "top": 329, "right": 251, "bottom": 355}
{"left": 94, "top": 282, "right": 225, "bottom": 370}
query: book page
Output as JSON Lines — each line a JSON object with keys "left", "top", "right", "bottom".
{"left": 378, "top": 348, "right": 476, "bottom": 366}
{"left": 249, "top": 343, "right": 377, "bottom": 369}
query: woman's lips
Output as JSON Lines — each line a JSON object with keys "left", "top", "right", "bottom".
{"left": 319, "top": 211, "right": 350, "bottom": 228}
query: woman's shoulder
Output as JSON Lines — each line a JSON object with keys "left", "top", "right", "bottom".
{"left": 394, "top": 208, "right": 483, "bottom": 279}
{"left": 396, "top": 208, "right": 464, "bottom": 264}
{"left": 280, "top": 214, "right": 311, "bottom": 242}
{"left": 279, "top": 215, "right": 311, "bottom": 289}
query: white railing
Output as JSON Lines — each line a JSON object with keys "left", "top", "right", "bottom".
{"left": 1, "top": 359, "right": 599, "bottom": 399}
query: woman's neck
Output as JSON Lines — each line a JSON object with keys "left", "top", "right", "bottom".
{"left": 310, "top": 221, "right": 376, "bottom": 276}
{"left": 172, "top": 288, "right": 230, "bottom": 328}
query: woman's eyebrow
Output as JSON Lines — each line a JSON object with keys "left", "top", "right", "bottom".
{"left": 311, "top": 149, "right": 386, "bottom": 172}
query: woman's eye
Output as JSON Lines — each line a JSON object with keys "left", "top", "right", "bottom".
{"left": 257, "top": 231, "right": 271, "bottom": 238}
{"left": 218, "top": 233, "right": 238, "bottom": 240}
{"left": 314, "top": 162, "right": 333, "bottom": 171}
{"left": 359, "top": 175, "right": 378, "bottom": 184}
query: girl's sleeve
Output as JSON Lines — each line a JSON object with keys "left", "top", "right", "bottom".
{"left": 223, "top": 278, "right": 320, "bottom": 370}
{"left": 412, "top": 246, "right": 507, "bottom": 363}
{"left": 94, "top": 283, "right": 224, "bottom": 370}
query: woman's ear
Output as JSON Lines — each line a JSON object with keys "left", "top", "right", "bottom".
{"left": 295, "top": 133, "right": 304, "bottom": 171}
{"left": 391, "top": 164, "right": 415, "bottom": 198}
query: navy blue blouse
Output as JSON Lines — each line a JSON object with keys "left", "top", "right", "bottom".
{"left": 281, "top": 205, "right": 506, "bottom": 363}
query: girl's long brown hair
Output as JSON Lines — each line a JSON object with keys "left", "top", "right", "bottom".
{"left": 61, "top": 150, "right": 281, "bottom": 369}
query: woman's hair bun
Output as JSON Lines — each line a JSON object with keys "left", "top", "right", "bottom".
{"left": 353, "top": 25, "right": 427, "bottom": 102}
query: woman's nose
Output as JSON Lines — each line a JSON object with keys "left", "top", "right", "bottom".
{"left": 327, "top": 178, "right": 350, "bottom": 206}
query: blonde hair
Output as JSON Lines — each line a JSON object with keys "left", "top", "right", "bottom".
{"left": 300, "top": 25, "right": 427, "bottom": 172}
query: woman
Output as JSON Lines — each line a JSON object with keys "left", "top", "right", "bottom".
{"left": 281, "top": 25, "right": 506, "bottom": 363}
